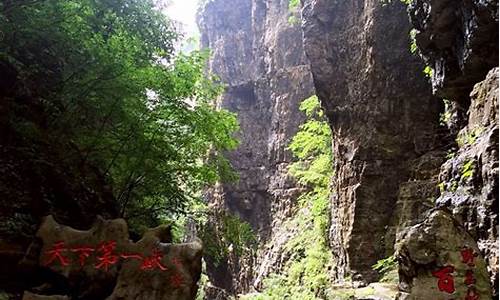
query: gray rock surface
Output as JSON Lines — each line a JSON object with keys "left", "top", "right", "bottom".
{"left": 197, "top": 0, "right": 314, "bottom": 295}
{"left": 198, "top": 0, "right": 498, "bottom": 297}
{"left": 301, "top": 0, "right": 445, "bottom": 285}
{"left": 396, "top": 209, "right": 492, "bottom": 299}
{"left": 432, "top": 68, "right": 499, "bottom": 296}
{"left": 408, "top": 0, "right": 499, "bottom": 103}
{"left": 24, "top": 215, "right": 202, "bottom": 300}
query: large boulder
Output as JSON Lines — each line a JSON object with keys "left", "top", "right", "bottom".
{"left": 396, "top": 210, "right": 492, "bottom": 299}
{"left": 22, "top": 215, "right": 202, "bottom": 300}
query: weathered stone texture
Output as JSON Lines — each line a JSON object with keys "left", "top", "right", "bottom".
{"left": 22, "top": 216, "right": 202, "bottom": 300}
{"left": 197, "top": 0, "right": 314, "bottom": 295}
{"left": 301, "top": 0, "right": 444, "bottom": 285}
{"left": 400, "top": 0, "right": 499, "bottom": 296}
{"left": 408, "top": 0, "right": 499, "bottom": 103}
{"left": 432, "top": 68, "right": 499, "bottom": 296}
{"left": 396, "top": 210, "right": 492, "bottom": 299}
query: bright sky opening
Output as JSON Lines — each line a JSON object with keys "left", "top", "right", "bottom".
{"left": 165, "top": 0, "right": 200, "bottom": 38}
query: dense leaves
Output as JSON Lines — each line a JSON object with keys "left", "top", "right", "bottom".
{"left": 244, "top": 95, "right": 334, "bottom": 299}
{"left": 0, "top": 0, "right": 239, "bottom": 231}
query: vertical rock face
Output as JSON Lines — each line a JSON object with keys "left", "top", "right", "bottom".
{"left": 198, "top": 0, "right": 498, "bottom": 297}
{"left": 398, "top": 0, "right": 499, "bottom": 297}
{"left": 408, "top": 0, "right": 499, "bottom": 103}
{"left": 301, "top": 0, "right": 445, "bottom": 285}
{"left": 197, "top": 0, "right": 314, "bottom": 295}
{"left": 23, "top": 215, "right": 202, "bottom": 300}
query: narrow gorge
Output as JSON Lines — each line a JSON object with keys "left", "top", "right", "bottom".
{"left": 196, "top": 0, "right": 499, "bottom": 299}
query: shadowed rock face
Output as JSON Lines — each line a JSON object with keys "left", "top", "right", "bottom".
{"left": 22, "top": 216, "right": 202, "bottom": 300}
{"left": 301, "top": 0, "right": 445, "bottom": 285}
{"left": 400, "top": 0, "right": 499, "bottom": 296}
{"left": 408, "top": 0, "right": 499, "bottom": 104}
{"left": 197, "top": 0, "right": 314, "bottom": 295}
{"left": 198, "top": 0, "right": 498, "bottom": 297}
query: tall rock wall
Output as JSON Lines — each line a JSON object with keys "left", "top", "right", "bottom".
{"left": 301, "top": 0, "right": 446, "bottom": 285}
{"left": 396, "top": 0, "right": 499, "bottom": 298}
{"left": 198, "top": 0, "right": 498, "bottom": 297}
{"left": 197, "top": 0, "right": 314, "bottom": 295}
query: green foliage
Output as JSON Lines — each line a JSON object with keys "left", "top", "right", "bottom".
{"left": 423, "top": 65, "right": 434, "bottom": 78}
{"left": 437, "top": 182, "right": 446, "bottom": 194}
{"left": 372, "top": 255, "right": 397, "bottom": 275}
{"left": 245, "top": 95, "right": 333, "bottom": 299}
{"left": 0, "top": 0, "right": 239, "bottom": 231}
{"left": 288, "top": 0, "right": 300, "bottom": 25}
{"left": 446, "top": 149, "right": 456, "bottom": 160}
{"left": 201, "top": 212, "right": 257, "bottom": 266}
{"left": 195, "top": 270, "right": 210, "bottom": 300}
{"left": 460, "top": 159, "right": 476, "bottom": 182}
{"left": 289, "top": 0, "right": 300, "bottom": 10}
{"left": 456, "top": 126, "right": 485, "bottom": 147}
{"left": 450, "top": 180, "right": 458, "bottom": 192}
{"left": 288, "top": 15, "right": 299, "bottom": 25}
{"left": 439, "top": 99, "right": 452, "bottom": 126}
{"left": 409, "top": 29, "right": 418, "bottom": 54}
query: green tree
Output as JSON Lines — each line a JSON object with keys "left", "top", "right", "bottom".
{"left": 245, "top": 95, "right": 334, "bottom": 299}
{"left": 0, "top": 0, "right": 239, "bottom": 231}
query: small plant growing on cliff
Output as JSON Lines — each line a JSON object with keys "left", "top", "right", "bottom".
{"left": 439, "top": 99, "right": 452, "bottom": 126}
{"left": 288, "top": 0, "right": 300, "bottom": 25}
{"left": 456, "top": 126, "right": 485, "bottom": 147}
{"left": 460, "top": 159, "right": 476, "bottom": 182}
{"left": 244, "top": 95, "right": 334, "bottom": 299}
{"left": 437, "top": 182, "right": 446, "bottom": 194}
{"left": 372, "top": 255, "right": 397, "bottom": 274}
{"left": 200, "top": 211, "right": 257, "bottom": 266}
{"left": 409, "top": 29, "right": 418, "bottom": 54}
{"left": 372, "top": 255, "right": 398, "bottom": 283}
{"left": 423, "top": 65, "right": 434, "bottom": 78}
{"left": 289, "top": 0, "right": 300, "bottom": 10}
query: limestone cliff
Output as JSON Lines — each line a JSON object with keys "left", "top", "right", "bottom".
{"left": 301, "top": 0, "right": 446, "bottom": 285}
{"left": 397, "top": 0, "right": 499, "bottom": 298}
{"left": 199, "top": 0, "right": 498, "bottom": 298}
{"left": 197, "top": 0, "right": 314, "bottom": 295}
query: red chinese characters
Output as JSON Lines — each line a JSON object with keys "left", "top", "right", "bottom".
{"left": 170, "top": 273, "right": 184, "bottom": 288}
{"left": 464, "top": 270, "right": 476, "bottom": 286}
{"left": 465, "top": 288, "right": 480, "bottom": 300}
{"left": 432, "top": 266, "right": 455, "bottom": 294}
{"left": 44, "top": 241, "right": 70, "bottom": 267}
{"left": 70, "top": 246, "right": 95, "bottom": 267}
{"left": 462, "top": 247, "right": 479, "bottom": 300}
{"left": 171, "top": 257, "right": 182, "bottom": 268}
{"left": 461, "top": 247, "right": 478, "bottom": 267}
{"left": 42, "top": 240, "right": 186, "bottom": 287}
{"left": 141, "top": 248, "right": 168, "bottom": 271}
{"left": 95, "top": 241, "right": 119, "bottom": 271}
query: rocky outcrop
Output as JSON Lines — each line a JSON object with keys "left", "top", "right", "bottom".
{"left": 21, "top": 215, "right": 202, "bottom": 300}
{"left": 396, "top": 209, "right": 492, "bottom": 299}
{"left": 396, "top": 67, "right": 499, "bottom": 299}
{"left": 434, "top": 68, "right": 499, "bottom": 295}
{"left": 197, "top": 0, "right": 314, "bottom": 295}
{"left": 198, "top": 0, "right": 498, "bottom": 297}
{"left": 408, "top": 0, "right": 499, "bottom": 104}
{"left": 301, "top": 0, "right": 445, "bottom": 285}
{"left": 396, "top": 0, "right": 499, "bottom": 297}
